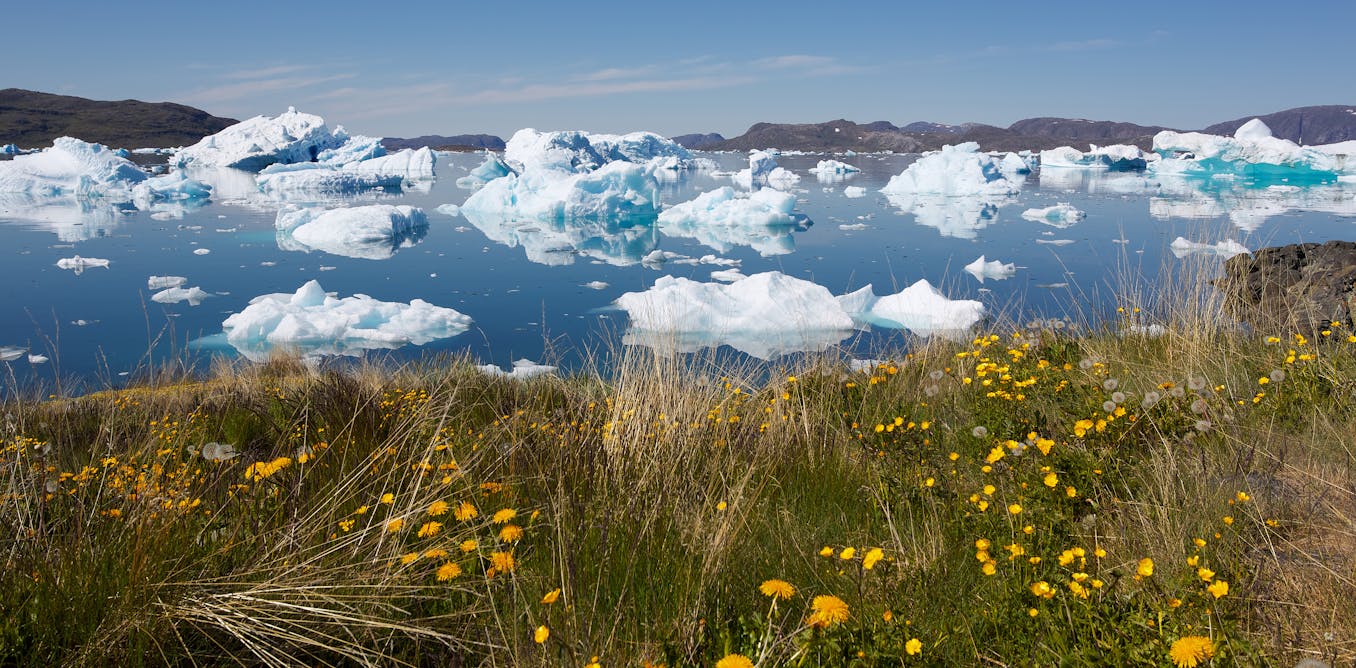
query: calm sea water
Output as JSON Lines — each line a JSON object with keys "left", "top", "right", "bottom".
{"left": 2, "top": 150, "right": 1353, "bottom": 390}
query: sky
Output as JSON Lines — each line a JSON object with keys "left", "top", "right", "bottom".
{"left": 5, "top": 0, "right": 1355, "bottom": 139}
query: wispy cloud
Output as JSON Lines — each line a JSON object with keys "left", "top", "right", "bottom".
{"left": 180, "top": 73, "right": 356, "bottom": 106}
{"left": 573, "top": 66, "right": 658, "bottom": 82}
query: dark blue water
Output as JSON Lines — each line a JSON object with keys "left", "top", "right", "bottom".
{"left": 2, "top": 151, "right": 1353, "bottom": 389}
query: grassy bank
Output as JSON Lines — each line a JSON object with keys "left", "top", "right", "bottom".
{"left": 3, "top": 316, "right": 1355, "bottom": 666}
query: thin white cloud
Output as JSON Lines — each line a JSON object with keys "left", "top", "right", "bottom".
{"left": 222, "top": 64, "right": 313, "bottom": 80}
{"left": 180, "top": 73, "right": 355, "bottom": 106}
{"left": 753, "top": 54, "right": 837, "bottom": 69}
{"left": 573, "top": 66, "right": 658, "bottom": 82}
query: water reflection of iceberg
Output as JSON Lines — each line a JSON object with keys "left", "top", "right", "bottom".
{"left": 184, "top": 166, "right": 402, "bottom": 212}
{"left": 883, "top": 192, "right": 1012, "bottom": 240}
{"left": 1149, "top": 177, "right": 1356, "bottom": 231}
{"left": 460, "top": 208, "right": 659, "bottom": 266}
{"left": 0, "top": 193, "right": 126, "bottom": 242}
{"left": 275, "top": 205, "right": 429, "bottom": 261}
{"left": 1039, "top": 169, "right": 1152, "bottom": 195}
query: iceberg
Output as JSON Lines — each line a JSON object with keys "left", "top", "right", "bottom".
{"left": 0, "top": 346, "right": 26, "bottom": 362}
{"left": 964, "top": 255, "right": 1016, "bottom": 282}
{"left": 461, "top": 160, "right": 658, "bottom": 221}
{"left": 257, "top": 147, "right": 435, "bottom": 193}
{"left": 1021, "top": 203, "right": 1086, "bottom": 226}
{"left": 131, "top": 171, "right": 212, "bottom": 218}
{"left": 221, "top": 280, "right": 472, "bottom": 361}
{"left": 456, "top": 152, "right": 514, "bottom": 189}
{"left": 148, "top": 275, "right": 188, "bottom": 289}
{"left": 503, "top": 128, "right": 691, "bottom": 173}
{"left": 478, "top": 359, "right": 557, "bottom": 380}
{"left": 881, "top": 143, "right": 1022, "bottom": 198}
{"left": 174, "top": 107, "right": 345, "bottom": 171}
{"left": 0, "top": 137, "right": 148, "bottom": 196}
{"left": 56, "top": 255, "right": 110, "bottom": 274}
{"left": 1, "top": 144, "right": 18, "bottom": 155}
{"left": 460, "top": 207, "right": 658, "bottom": 266}
{"left": 151, "top": 286, "right": 209, "bottom": 305}
{"left": 1168, "top": 236, "right": 1251, "bottom": 259}
{"left": 1039, "top": 145, "right": 1151, "bottom": 171}
{"left": 732, "top": 150, "right": 799, "bottom": 190}
{"left": 997, "top": 152, "right": 1035, "bottom": 176}
{"left": 656, "top": 186, "right": 806, "bottom": 256}
{"left": 843, "top": 186, "right": 867, "bottom": 198}
{"left": 275, "top": 204, "right": 428, "bottom": 260}
{"left": 1151, "top": 119, "right": 1352, "bottom": 182}
{"left": 809, "top": 159, "right": 861, "bottom": 175}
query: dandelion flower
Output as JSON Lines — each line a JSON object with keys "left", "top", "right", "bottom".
{"left": 436, "top": 561, "right": 462, "bottom": 581}
{"left": 534, "top": 625, "right": 549, "bottom": 644}
{"left": 1169, "top": 636, "right": 1214, "bottom": 667}
{"left": 808, "top": 595, "right": 850, "bottom": 628}
{"left": 1043, "top": 472, "right": 1058, "bottom": 488}
{"left": 1207, "top": 580, "right": 1229, "bottom": 598}
{"left": 400, "top": 552, "right": 421, "bottom": 565}
{"left": 905, "top": 638, "right": 922, "bottom": 656}
{"left": 380, "top": 492, "right": 394, "bottom": 505}
{"left": 759, "top": 579, "right": 795, "bottom": 599}
{"left": 454, "top": 501, "right": 479, "bottom": 521}
{"left": 417, "top": 521, "right": 443, "bottom": 538}
{"left": 491, "top": 508, "right": 517, "bottom": 524}
{"left": 498, "top": 524, "right": 523, "bottom": 542}
{"left": 1008, "top": 504, "right": 1022, "bottom": 515}
{"left": 385, "top": 518, "right": 405, "bottom": 533}
{"left": 1137, "top": 558, "right": 1154, "bottom": 578}
{"left": 971, "top": 426, "right": 989, "bottom": 438}
{"left": 715, "top": 655, "right": 754, "bottom": 668}
{"left": 1102, "top": 400, "right": 1118, "bottom": 412}
{"left": 862, "top": 548, "right": 884, "bottom": 570}
{"left": 819, "top": 546, "right": 834, "bottom": 557}
{"left": 460, "top": 539, "right": 478, "bottom": 553}
{"left": 1111, "top": 391, "right": 1126, "bottom": 404}
{"left": 489, "top": 551, "right": 516, "bottom": 573}
{"left": 428, "top": 500, "right": 450, "bottom": 516}
{"left": 1103, "top": 378, "right": 1119, "bottom": 391}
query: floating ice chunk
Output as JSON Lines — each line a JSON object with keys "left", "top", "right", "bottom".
{"left": 478, "top": 358, "right": 557, "bottom": 380}
{"left": 456, "top": 152, "right": 514, "bottom": 188}
{"left": 315, "top": 134, "right": 385, "bottom": 166}
{"left": 221, "top": 280, "right": 472, "bottom": 361}
{"left": 504, "top": 128, "right": 691, "bottom": 173}
{"left": 997, "top": 152, "right": 1035, "bottom": 176}
{"left": 838, "top": 223, "right": 868, "bottom": 231}
{"left": 582, "top": 280, "right": 610, "bottom": 290}
{"left": 461, "top": 208, "right": 656, "bottom": 266}
{"left": 858, "top": 279, "right": 986, "bottom": 335}
{"left": 843, "top": 186, "right": 867, "bottom": 198}
{"left": 462, "top": 160, "right": 658, "bottom": 221}
{"left": 1021, "top": 203, "right": 1086, "bottom": 226}
{"left": 1151, "top": 119, "right": 1350, "bottom": 182}
{"left": 1035, "top": 239, "right": 1075, "bottom": 246}
{"left": 131, "top": 171, "right": 212, "bottom": 218}
{"left": 657, "top": 187, "right": 806, "bottom": 256}
{"left": 256, "top": 147, "right": 435, "bottom": 192}
{"left": 0, "top": 346, "right": 25, "bottom": 361}
{"left": 27, "top": 354, "right": 48, "bottom": 364}
{"left": 175, "top": 108, "right": 344, "bottom": 171}
{"left": 809, "top": 159, "right": 861, "bottom": 175}
{"left": 148, "top": 275, "right": 188, "bottom": 289}
{"left": 732, "top": 150, "right": 780, "bottom": 189}
{"left": 193, "top": 248, "right": 211, "bottom": 255}
{"left": 881, "top": 143, "right": 1022, "bottom": 197}
{"left": 275, "top": 204, "right": 428, "bottom": 260}
{"left": 964, "top": 255, "right": 1016, "bottom": 282}
{"left": 710, "top": 268, "right": 746, "bottom": 282}
{"left": 1168, "top": 236, "right": 1250, "bottom": 259}
{"left": 151, "top": 286, "right": 209, "bottom": 305}
{"left": 0, "top": 137, "right": 148, "bottom": 196}
{"left": 436, "top": 204, "right": 461, "bottom": 216}
{"left": 615, "top": 272, "right": 856, "bottom": 359}
{"left": 56, "top": 255, "right": 110, "bottom": 273}
{"left": 1040, "top": 145, "right": 1150, "bottom": 171}
{"left": 1, "top": 144, "right": 17, "bottom": 155}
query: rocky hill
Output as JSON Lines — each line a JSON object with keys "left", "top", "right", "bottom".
{"left": 1005, "top": 117, "right": 1169, "bottom": 142}
{"left": 671, "top": 133, "right": 725, "bottom": 149}
{"left": 710, "top": 119, "right": 927, "bottom": 153}
{"left": 0, "top": 88, "right": 236, "bottom": 149}
{"left": 706, "top": 119, "right": 1157, "bottom": 153}
{"left": 382, "top": 134, "right": 505, "bottom": 152}
{"left": 1202, "top": 105, "right": 1356, "bottom": 144}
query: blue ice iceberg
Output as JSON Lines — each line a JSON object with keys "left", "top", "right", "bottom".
{"left": 0, "top": 137, "right": 147, "bottom": 196}
{"left": 175, "top": 107, "right": 346, "bottom": 172}
{"left": 275, "top": 204, "right": 428, "bottom": 260}
{"left": 1150, "top": 119, "right": 1353, "bottom": 183}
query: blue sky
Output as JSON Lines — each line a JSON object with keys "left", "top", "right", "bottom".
{"left": 6, "top": 0, "right": 1354, "bottom": 138}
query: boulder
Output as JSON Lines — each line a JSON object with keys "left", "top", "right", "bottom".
{"left": 1216, "top": 240, "right": 1356, "bottom": 332}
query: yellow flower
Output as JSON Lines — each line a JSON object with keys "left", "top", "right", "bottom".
{"left": 428, "top": 500, "right": 449, "bottom": 516}
{"left": 400, "top": 552, "right": 421, "bottom": 565}
{"left": 1169, "top": 636, "right": 1215, "bottom": 667}
{"left": 905, "top": 638, "right": 922, "bottom": 656}
{"left": 716, "top": 501, "right": 727, "bottom": 511}
{"left": 862, "top": 548, "right": 884, "bottom": 570}
{"left": 417, "top": 521, "right": 443, "bottom": 538}
{"left": 1030, "top": 581, "right": 1054, "bottom": 599}
{"left": 819, "top": 546, "right": 834, "bottom": 557}
{"left": 975, "top": 538, "right": 991, "bottom": 551}
{"left": 492, "top": 508, "right": 517, "bottom": 524}
{"left": 489, "top": 551, "right": 515, "bottom": 573}
{"left": 534, "top": 625, "right": 549, "bottom": 644}
{"left": 1008, "top": 504, "right": 1022, "bottom": 515}
{"left": 542, "top": 588, "right": 561, "bottom": 604}
{"left": 839, "top": 547, "right": 856, "bottom": 560}
{"left": 1207, "top": 580, "right": 1229, "bottom": 598}
{"left": 981, "top": 561, "right": 997, "bottom": 576}
{"left": 435, "top": 561, "right": 462, "bottom": 581}
{"left": 808, "top": 595, "right": 849, "bottom": 628}
{"left": 385, "top": 518, "right": 405, "bottom": 533}
{"left": 454, "top": 501, "right": 479, "bottom": 521}
{"left": 499, "top": 524, "right": 524, "bottom": 542}
{"left": 1137, "top": 558, "right": 1154, "bottom": 578}
{"left": 459, "top": 539, "right": 477, "bottom": 553}
{"left": 1043, "top": 472, "right": 1058, "bottom": 488}
{"left": 1197, "top": 567, "right": 1215, "bottom": 581}
{"left": 715, "top": 655, "right": 754, "bottom": 668}
{"left": 759, "top": 579, "right": 795, "bottom": 599}
{"left": 380, "top": 492, "right": 394, "bottom": 505}
{"left": 985, "top": 446, "right": 1005, "bottom": 464}
{"left": 423, "top": 548, "right": 449, "bottom": 559}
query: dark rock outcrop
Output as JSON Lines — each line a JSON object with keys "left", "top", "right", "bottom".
{"left": 382, "top": 134, "right": 505, "bottom": 152}
{"left": 670, "top": 133, "right": 725, "bottom": 149}
{"left": 1202, "top": 105, "right": 1356, "bottom": 145}
{"left": 0, "top": 88, "right": 236, "bottom": 149}
{"left": 1216, "top": 241, "right": 1356, "bottom": 332}
{"left": 710, "top": 119, "right": 925, "bottom": 153}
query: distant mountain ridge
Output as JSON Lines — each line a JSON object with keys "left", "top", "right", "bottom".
{"left": 1202, "top": 105, "right": 1356, "bottom": 144}
{"left": 382, "top": 134, "right": 505, "bottom": 151}
{"left": 0, "top": 88, "right": 237, "bottom": 149}
{"left": 671, "top": 133, "right": 725, "bottom": 149}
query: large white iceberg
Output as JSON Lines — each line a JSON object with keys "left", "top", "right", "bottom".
{"left": 256, "top": 147, "right": 436, "bottom": 193}
{"left": 221, "top": 280, "right": 472, "bottom": 361}
{"left": 1151, "top": 119, "right": 1352, "bottom": 182}
{"left": 461, "top": 160, "right": 658, "bottom": 221}
{"left": 656, "top": 187, "right": 805, "bottom": 256}
{"left": 175, "top": 107, "right": 345, "bottom": 171}
{"left": 503, "top": 128, "right": 691, "bottom": 173}
{"left": 0, "top": 137, "right": 147, "bottom": 196}
{"left": 1040, "top": 145, "right": 1152, "bottom": 171}
{"left": 809, "top": 159, "right": 861, "bottom": 175}
{"left": 1021, "top": 203, "right": 1086, "bottom": 226}
{"left": 275, "top": 204, "right": 428, "bottom": 260}
{"left": 881, "top": 143, "right": 1022, "bottom": 197}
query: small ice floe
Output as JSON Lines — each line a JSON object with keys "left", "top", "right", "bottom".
{"left": 148, "top": 275, "right": 187, "bottom": 290}
{"left": 582, "top": 280, "right": 610, "bottom": 290}
{"left": 28, "top": 354, "right": 48, "bottom": 364}
{"left": 1021, "top": 203, "right": 1086, "bottom": 226}
{"left": 151, "top": 286, "right": 210, "bottom": 306}
{"left": 963, "top": 255, "right": 1017, "bottom": 282}
{"left": 477, "top": 359, "right": 557, "bottom": 380}
{"left": 1168, "top": 236, "right": 1250, "bottom": 259}
{"left": 1122, "top": 324, "right": 1167, "bottom": 338}
{"left": 843, "top": 186, "right": 867, "bottom": 198}
{"left": 838, "top": 223, "right": 869, "bottom": 231}
{"left": 809, "top": 159, "right": 861, "bottom": 175}
{"left": 1039, "top": 145, "right": 1150, "bottom": 171}
{"left": 435, "top": 203, "right": 462, "bottom": 217}
{"left": 710, "top": 268, "right": 746, "bottom": 282}
{"left": 1035, "top": 239, "right": 1075, "bottom": 246}
{"left": 0, "top": 346, "right": 27, "bottom": 361}
{"left": 193, "top": 248, "right": 211, "bottom": 255}
{"left": 56, "top": 255, "right": 110, "bottom": 274}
